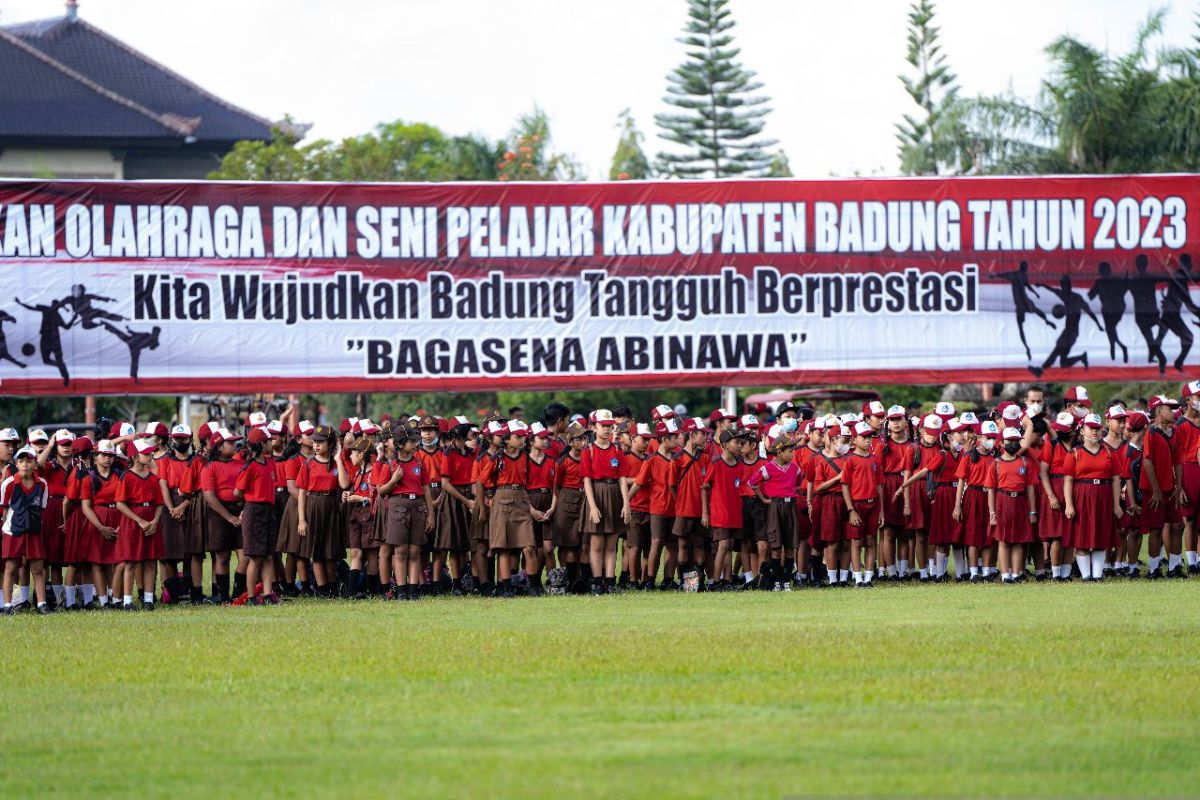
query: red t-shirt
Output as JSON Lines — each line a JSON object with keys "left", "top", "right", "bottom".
{"left": 65, "top": 469, "right": 85, "bottom": 501}
{"left": 441, "top": 448, "right": 475, "bottom": 486}
{"left": 555, "top": 453, "right": 583, "bottom": 490}
{"left": 955, "top": 452, "right": 996, "bottom": 487}
{"left": 477, "top": 452, "right": 528, "bottom": 487}
{"left": 1103, "top": 440, "right": 1129, "bottom": 482}
{"left": 1141, "top": 429, "right": 1175, "bottom": 492}
{"left": 200, "top": 459, "right": 242, "bottom": 502}
{"left": 991, "top": 456, "right": 1037, "bottom": 492}
{"left": 841, "top": 452, "right": 881, "bottom": 501}
{"left": 235, "top": 459, "right": 277, "bottom": 503}
{"left": 634, "top": 452, "right": 676, "bottom": 517}
{"left": 299, "top": 458, "right": 341, "bottom": 493}
{"left": 1072, "top": 445, "right": 1117, "bottom": 481}
{"left": 371, "top": 461, "right": 393, "bottom": 495}
{"left": 624, "top": 452, "right": 652, "bottom": 512}
{"left": 748, "top": 459, "right": 799, "bottom": 498}
{"left": 703, "top": 456, "right": 745, "bottom": 528}
{"left": 580, "top": 443, "right": 625, "bottom": 480}
{"left": 39, "top": 460, "right": 71, "bottom": 497}
{"left": 118, "top": 469, "right": 164, "bottom": 506}
{"left": 80, "top": 469, "right": 121, "bottom": 505}
{"left": 526, "top": 453, "right": 557, "bottom": 491}
{"left": 917, "top": 444, "right": 946, "bottom": 481}
{"left": 793, "top": 448, "right": 818, "bottom": 506}
{"left": 742, "top": 456, "right": 765, "bottom": 497}
{"left": 1039, "top": 441, "right": 1076, "bottom": 477}
{"left": 417, "top": 447, "right": 442, "bottom": 483}
{"left": 808, "top": 453, "right": 844, "bottom": 494}
{"left": 1173, "top": 418, "right": 1200, "bottom": 466}
{"left": 346, "top": 460, "right": 375, "bottom": 499}
{"left": 671, "top": 449, "right": 707, "bottom": 518}
{"left": 388, "top": 455, "right": 432, "bottom": 495}
{"left": 880, "top": 437, "right": 914, "bottom": 474}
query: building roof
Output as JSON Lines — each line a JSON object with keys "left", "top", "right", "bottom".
{"left": 0, "top": 9, "right": 297, "bottom": 145}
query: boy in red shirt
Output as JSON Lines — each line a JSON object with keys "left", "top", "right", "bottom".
{"left": 622, "top": 423, "right": 654, "bottom": 589}
{"left": 1, "top": 448, "right": 50, "bottom": 614}
{"left": 841, "top": 422, "right": 884, "bottom": 587}
{"left": 630, "top": 418, "right": 681, "bottom": 590}
{"left": 670, "top": 417, "right": 709, "bottom": 588}
{"left": 701, "top": 430, "right": 744, "bottom": 590}
{"left": 1142, "top": 396, "right": 1182, "bottom": 578}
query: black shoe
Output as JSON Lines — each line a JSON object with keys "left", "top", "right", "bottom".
{"left": 1002, "top": 577, "right": 1015, "bottom": 584}
{"left": 1146, "top": 567, "right": 1164, "bottom": 581}
{"left": 83, "top": 600, "right": 102, "bottom": 611}
{"left": 1034, "top": 571, "right": 1048, "bottom": 582}
{"left": 1126, "top": 567, "right": 1141, "bottom": 579}
{"left": 0, "top": 606, "right": 12, "bottom": 616}
{"left": 142, "top": 600, "right": 155, "bottom": 611}
{"left": 499, "top": 583, "right": 515, "bottom": 599}
{"left": 203, "top": 595, "right": 225, "bottom": 605}
{"left": 968, "top": 574, "right": 981, "bottom": 583}
{"left": 1168, "top": 565, "right": 1188, "bottom": 580}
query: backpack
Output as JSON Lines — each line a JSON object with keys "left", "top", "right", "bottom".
{"left": 546, "top": 567, "right": 568, "bottom": 595}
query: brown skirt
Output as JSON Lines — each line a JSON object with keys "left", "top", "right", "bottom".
{"left": 552, "top": 487, "right": 585, "bottom": 548}
{"left": 161, "top": 488, "right": 188, "bottom": 561}
{"left": 434, "top": 485, "right": 472, "bottom": 552}
{"left": 206, "top": 499, "right": 243, "bottom": 553}
{"left": 582, "top": 480, "right": 626, "bottom": 535}
{"left": 241, "top": 501, "right": 276, "bottom": 558}
{"left": 528, "top": 488, "right": 553, "bottom": 544}
{"left": 184, "top": 493, "right": 207, "bottom": 556}
{"left": 471, "top": 489, "right": 492, "bottom": 543}
{"left": 489, "top": 485, "right": 535, "bottom": 550}
{"left": 370, "top": 495, "right": 389, "bottom": 544}
{"left": 304, "top": 492, "right": 345, "bottom": 561}
{"left": 275, "top": 494, "right": 304, "bottom": 556}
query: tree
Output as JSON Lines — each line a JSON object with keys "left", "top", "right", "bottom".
{"left": 496, "top": 107, "right": 584, "bottom": 182}
{"left": 655, "top": 0, "right": 777, "bottom": 178}
{"left": 765, "top": 150, "right": 792, "bottom": 178}
{"left": 896, "top": 0, "right": 964, "bottom": 175}
{"left": 609, "top": 109, "right": 652, "bottom": 180}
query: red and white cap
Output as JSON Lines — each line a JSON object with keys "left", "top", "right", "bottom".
{"left": 739, "top": 414, "right": 760, "bottom": 430}
{"left": 803, "top": 420, "right": 816, "bottom": 434}
{"left": 852, "top": 421, "right": 875, "bottom": 437}
{"left": 112, "top": 421, "right": 136, "bottom": 438}
{"left": 452, "top": 415, "right": 471, "bottom": 427}
{"left": 1126, "top": 411, "right": 1150, "bottom": 431}
{"left": 132, "top": 438, "right": 156, "bottom": 455}
{"left": 1001, "top": 427, "right": 1022, "bottom": 441}
{"left": 265, "top": 420, "right": 285, "bottom": 438}
{"left": 214, "top": 427, "right": 241, "bottom": 445}
{"left": 246, "top": 411, "right": 268, "bottom": 429}
{"left": 708, "top": 407, "right": 736, "bottom": 422}
{"left": 934, "top": 401, "right": 956, "bottom": 420}
{"left": 198, "top": 421, "right": 221, "bottom": 441}
{"left": 765, "top": 423, "right": 784, "bottom": 443}
{"left": 1063, "top": 386, "right": 1091, "bottom": 407}
{"left": 53, "top": 428, "right": 75, "bottom": 443}
{"left": 529, "top": 421, "right": 550, "bottom": 437}
{"left": 839, "top": 412, "right": 859, "bottom": 426}
{"left": 142, "top": 421, "right": 169, "bottom": 438}
{"left": 959, "top": 412, "right": 980, "bottom": 431}
{"left": 26, "top": 428, "right": 49, "bottom": 444}
{"left": 811, "top": 415, "right": 828, "bottom": 431}
{"left": 485, "top": 420, "right": 508, "bottom": 437}
{"left": 680, "top": 417, "right": 702, "bottom": 433}
{"left": 170, "top": 424, "right": 193, "bottom": 439}
{"left": 1148, "top": 395, "right": 1179, "bottom": 411}
{"left": 14, "top": 445, "right": 37, "bottom": 460}
{"left": 885, "top": 404, "right": 906, "bottom": 420}
{"left": 921, "top": 413, "right": 944, "bottom": 432}
{"left": 946, "top": 418, "right": 965, "bottom": 433}
{"left": 1182, "top": 380, "right": 1200, "bottom": 399}
{"left": 634, "top": 422, "right": 653, "bottom": 438}
{"left": 296, "top": 420, "right": 316, "bottom": 437}
{"left": 862, "top": 400, "right": 886, "bottom": 417}
{"left": 979, "top": 420, "right": 1001, "bottom": 438}
{"left": 594, "top": 409, "right": 616, "bottom": 426}
{"left": 354, "top": 418, "right": 381, "bottom": 435}
{"left": 1000, "top": 404, "right": 1023, "bottom": 423}
{"left": 651, "top": 404, "right": 675, "bottom": 420}
{"left": 1082, "top": 413, "right": 1104, "bottom": 429}
{"left": 1106, "top": 405, "right": 1128, "bottom": 420}
{"left": 0, "top": 428, "right": 19, "bottom": 443}
{"left": 655, "top": 419, "right": 680, "bottom": 438}
{"left": 507, "top": 420, "right": 531, "bottom": 437}
{"left": 836, "top": 425, "right": 854, "bottom": 438}
{"left": 1050, "top": 411, "right": 1076, "bottom": 432}
{"left": 95, "top": 439, "right": 118, "bottom": 455}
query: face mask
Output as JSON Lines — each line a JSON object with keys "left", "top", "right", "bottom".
{"left": 836, "top": 443, "right": 851, "bottom": 455}
{"left": 1191, "top": 399, "right": 1200, "bottom": 412}
{"left": 1003, "top": 441, "right": 1021, "bottom": 455}
{"left": 979, "top": 439, "right": 995, "bottom": 451}
{"left": 1071, "top": 406, "right": 1087, "bottom": 419}
{"left": 951, "top": 441, "right": 964, "bottom": 453}
{"left": 1026, "top": 402, "right": 1043, "bottom": 416}
{"left": 172, "top": 441, "right": 189, "bottom": 453}
{"left": 782, "top": 418, "right": 798, "bottom": 433}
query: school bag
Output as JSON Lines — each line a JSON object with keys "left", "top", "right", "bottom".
{"left": 546, "top": 567, "right": 568, "bottom": 595}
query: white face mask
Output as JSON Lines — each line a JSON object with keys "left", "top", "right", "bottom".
{"left": 1026, "top": 402, "right": 1043, "bottom": 416}
{"left": 979, "top": 438, "right": 995, "bottom": 451}
{"left": 1191, "top": 398, "right": 1200, "bottom": 412}
{"left": 836, "top": 443, "right": 851, "bottom": 455}
{"left": 1071, "top": 406, "right": 1087, "bottom": 419}
{"left": 951, "top": 441, "right": 964, "bottom": 453}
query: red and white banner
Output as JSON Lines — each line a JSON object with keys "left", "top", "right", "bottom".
{"left": 0, "top": 176, "right": 1196, "bottom": 395}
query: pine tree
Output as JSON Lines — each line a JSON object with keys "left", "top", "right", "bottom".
{"left": 896, "top": 0, "right": 962, "bottom": 175}
{"left": 655, "top": 0, "right": 777, "bottom": 178}
{"left": 609, "top": 109, "right": 652, "bottom": 180}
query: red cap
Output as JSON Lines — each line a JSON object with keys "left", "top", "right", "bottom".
{"left": 1126, "top": 412, "right": 1149, "bottom": 431}
{"left": 438, "top": 418, "right": 452, "bottom": 435}
{"left": 707, "top": 408, "right": 736, "bottom": 423}
{"left": 680, "top": 417, "right": 701, "bottom": 433}
{"left": 339, "top": 418, "right": 352, "bottom": 434}
{"left": 1148, "top": 395, "right": 1179, "bottom": 411}
{"left": 71, "top": 437, "right": 93, "bottom": 455}
{"left": 247, "top": 428, "right": 268, "bottom": 445}
{"left": 1063, "top": 386, "right": 1092, "bottom": 407}
{"left": 862, "top": 400, "right": 886, "bottom": 418}
{"left": 655, "top": 419, "right": 679, "bottom": 438}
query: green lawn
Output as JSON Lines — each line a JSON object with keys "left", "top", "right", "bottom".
{"left": 2, "top": 582, "right": 1197, "bottom": 797}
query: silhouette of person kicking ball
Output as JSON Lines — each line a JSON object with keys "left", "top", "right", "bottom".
{"left": 997, "top": 260, "right": 1055, "bottom": 361}
{"left": 0, "top": 311, "right": 27, "bottom": 369}
{"left": 1088, "top": 261, "right": 1130, "bottom": 363}
{"left": 1029, "top": 275, "right": 1102, "bottom": 378}
{"left": 1153, "top": 253, "right": 1200, "bottom": 373}
{"left": 63, "top": 284, "right": 125, "bottom": 330}
{"left": 1129, "top": 254, "right": 1166, "bottom": 372}
{"left": 15, "top": 297, "right": 73, "bottom": 385}
{"left": 102, "top": 323, "right": 160, "bottom": 383}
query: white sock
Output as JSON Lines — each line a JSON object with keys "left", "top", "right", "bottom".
{"left": 36, "top": 601, "right": 45, "bottom": 609}
{"left": 1091, "top": 551, "right": 1106, "bottom": 578}
{"left": 852, "top": 571, "right": 862, "bottom": 584}
{"left": 98, "top": 595, "right": 108, "bottom": 607}
{"left": 838, "top": 569, "right": 848, "bottom": 582}
{"left": 952, "top": 547, "right": 965, "bottom": 573}
{"left": 1169, "top": 554, "right": 1181, "bottom": 571}
{"left": 64, "top": 586, "right": 76, "bottom": 607}
{"left": 1002, "top": 572, "right": 1011, "bottom": 580}
{"left": 1076, "top": 554, "right": 1091, "bottom": 579}
{"left": 51, "top": 584, "right": 63, "bottom": 603}
{"left": 744, "top": 571, "right": 754, "bottom": 584}
{"left": 1149, "top": 555, "right": 1161, "bottom": 572}
{"left": 827, "top": 571, "right": 837, "bottom": 585}
{"left": 122, "top": 594, "right": 133, "bottom": 607}
{"left": 1116, "top": 561, "right": 1127, "bottom": 570}
{"left": 969, "top": 566, "right": 979, "bottom": 577}
{"left": 919, "top": 568, "right": 928, "bottom": 579}
{"left": 15, "top": 585, "right": 27, "bottom": 604}
{"left": 82, "top": 584, "right": 95, "bottom": 604}
{"left": 864, "top": 570, "right": 874, "bottom": 583}
{"left": 899, "top": 559, "right": 908, "bottom": 576}
{"left": 885, "top": 564, "right": 896, "bottom": 577}
{"left": 1187, "top": 551, "right": 1198, "bottom": 567}
{"left": 143, "top": 591, "right": 154, "bottom": 604}
{"left": 936, "top": 551, "right": 948, "bottom": 576}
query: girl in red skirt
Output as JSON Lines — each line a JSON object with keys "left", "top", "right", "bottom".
{"left": 896, "top": 414, "right": 949, "bottom": 581}
{"left": 36, "top": 429, "right": 75, "bottom": 607}
{"left": 1064, "top": 413, "right": 1122, "bottom": 582}
{"left": 115, "top": 439, "right": 164, "bottom": 610}
{"left": 991, "top": 428, "right": 1038, "bottom": 583}
{"left": 62, "top": 437, "right": 95, "bottom": 608}
{"left": 841, "top": 422, "right": 883, "bottom": 587}
{"left": 1, "top": 448, "right": 50, "bottom": 614}
{"left": 80, "top": 439, "right": 124, "bottom": 608}
{"left": 1040, "top": 411, "right": 1079, "bottom": 581}
{"left": 954, "top": 421, "right": 998, "bottom": 581}
{"left": 811, "top": 423, "right": 850, "bottom": 586}
{"left": 879, "top": 405, "right": 915, "bottom": 580}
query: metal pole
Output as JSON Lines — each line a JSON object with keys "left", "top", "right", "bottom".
{"left": 178, "top": 395, "right": 191, "bottom": 427}
{"left": 721, "top": 386, "right": 738, "bottom": 414}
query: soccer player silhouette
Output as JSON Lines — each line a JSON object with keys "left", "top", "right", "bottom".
{"left": 102, "top": 323, "right": 160, "bottom": 382}
{"left": 63, "top": 284, "right": 125, "bottom": 330}
{"left": 1029, "top": 276, "right": 1102, "bottom": 378}
{"left": 16, "top": 298, "right": 73, "bottom": 385}
{"left": 1152, "top": 253, "right": 1199, "bottom": 373}
{"left": 997, "top": 260, "right": 1055, "bottom": 361}
{"left": 0, "top": 311, "right": 27, "bottom": 369}
{"left": 1129, "top": 254, "right": 1166, "bottom": 372}
{"left": 1087, "top": 261, "right": 1130, "bottom": 363}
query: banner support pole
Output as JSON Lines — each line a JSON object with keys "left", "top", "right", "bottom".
{"left": 721, "top": 386, "right": 738, "bottom": 415}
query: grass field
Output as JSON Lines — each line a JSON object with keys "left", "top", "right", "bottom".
{"left": 2, "top": 581, "right": 1198, "bottom": 798}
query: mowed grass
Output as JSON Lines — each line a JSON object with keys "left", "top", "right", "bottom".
{"left": 2, "top": 581, "right": 1198, "bottom": 798}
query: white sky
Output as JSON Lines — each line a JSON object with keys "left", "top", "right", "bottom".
{"left": 2, "top": 0, "right": 1195, "bottom": 178}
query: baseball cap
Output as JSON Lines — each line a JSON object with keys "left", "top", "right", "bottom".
{"left": 862, "top": 400, "right": 886, "bottom": 417}
{"left": 1126, "top": 411, "right": 1149, "bottom": 431}
{"left": 980, "top": 421, "right": 1001, "bottom": 437}
{"left": 812, "top": 415, "right": 828, "bottom": 431}
{"left": 265, "top": 420, "right": 285, "bottom": 438}
{"left": 296, "top": 420, "right": 316, "bottom": 437}
{"left": 309, "top": 425, "right": 334, "bottom": 442}
{"left": 717, "top": 429, "right": 736, "bottom": 445}
{"left": 485, "top": 420, "right": 508, "bottom": 437}
{"left": 654, "top": 419, "right": 679, "bottom": 438}
{"left": 1063, "top": 386, "right": 1092, "bottom": 407}
{"left": 27, "top": 428, "right": 49, "bottom": 444}
{"left": 197, "top": 421, "right": 219, "bottom": 442}
{"left": 774, "top": 400, "right": 796, "bottom": 416}
{"left": 452, "top": 415, "right": 471, "bottom": 427}
{"left": 529, "top": 422, "right": 550, "bottom": 438}
{"left": 71, "top": 437, "right": 93, "bottom": 455}
{"left": 935, "top": 401, "right": 956, "bottom": 420}
{"left": 594, "top": 409, "right": 616, "bottom": 426}
{"left": 246, "top": 411, "right": 268, "bottom": 428}
{"left": 246, "top": 428, "right": 269, "bottom": 445}
{"left": 507, "top": 420, "right": 530, "bottom": 437}
{"left": 946, "top": 418, "right": 965, "bottom": 433}
{"left": 110, "top": 422, "right": 136, "bottom": 438}
{"left": 1001, "top": 404, "right": 1023, "bottom": 423}
{"left": 839, "top": 413, "right": 859, "bottom": 426}
{"left": 95, "top": 439, "right": 117, "bottom": 455}
{"left": 565, "top": 421, "right": 587, "bottom": 440}
{"left": 1148, "top": 395, "right": 1180, "bottom": 411}
{"left": 739, "top": 414, "right": 760, "bottom": 430}
{"left": 708, "top": 408, "right": 736, "bottom": 423}
{"left": 170, "top": 424, "right": 193, "bottom": 439}
{"left": 921, "top": 413, "right": 944, "bottom": 432}
{"left": 1050, "top": 411, "right": 1077, "bottom": 432}
{"left": 1182, "top": 380, "right": 1200, "bottom": 399}
{"left": 53, "top": 428, "right": 75, "bottom": 444}
{"left": 852, "top": 421, "right": 875, "bottom": 437}
{"left": 680, "top": 417, "right": 702, "bottom": 433}
{"left": 132, "top": 438, "right": 156, "bottom": 454}
{"left": 959, "top": 412, "right": 979, "bottom": 427}
{"left": 651, "top": 404, "right": 675, "bottom": 420}
{"left": 1106, "top": 405, "right": 1127, "bottom": 420}
{"left": 14, "top": 445, "right": 36, "bottom": 460}
{"left": 143, "top": 421, "right": 169, "bottom": 438}
{"left": 1001, "top": 427, "right": 1022, "bottom": 441}
{"left": 0, "top": 428, "right": 21, "bottom": 443}
{"left": 1082, "top": 413, "right": 1104, "bottom": 429}
{"left": 885, "top": 404, "right": 906, "bottom": 420}
{"left": 415, "top": 415, "right": 437, "bottom": 430}
{"left": 634, "top": 422, "right": 652, "bottom": 438}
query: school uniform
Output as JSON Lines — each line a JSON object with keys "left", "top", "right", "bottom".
{"left": 841, "top": 453, "right": 882, "bottom": 540}
{"left": 470, "top": 453, "right": 493, "bottom": 545}
{"left": 741, "top": 454, "right": 768, "bottom": 546}
{"left": 417, "top": 445, "right": 443, "bottom": 546}
{"left": 342, "top": 461, "right": 378, "bottom": 552}
{"left": 298, "top": 458, "right": 345, "bottom": 560}
{"left": 116, "top": 470, "right": 164, "bottom": 562}
{"left": 581, "top": 443, "right": 627, "bottom": 535}
{"left": 275, "top": 455, "right": 305, "bottom": 556}
{"left": 236, "top": 459, "right": 277, "bottom": 559}
{"left": 670, "top": 448, "right": 708, "bottom": 549}
{"left": 200, "top": 459, "right": 243, "bottom": 553}
{"left": 62, "top": 468, "right": 90, "bottom": 565}
{"left": 703, "top": 456, "right": 745, "bottom": 542}
{"left": 271, "top": 454, "right": 292, "bottom": 523}
{"left": 623, "top": 451, "right": 653, "bottom": 551}
{"left": 927, "top": 448, "right": 963, "bottom": 546}
{"left": 1069, "top": 445, "right": 1119, "bottom": 551}
{"left": 0, "top": 474, "right": 48, "bottom": 561}
{"left": 1038, "top": 441, "right": 1076, "bottom": 541}
{"left": 80, "top": 469, "right": 123, "bottom": 565}
{"left": 379, "top": 455, "right": 426, "bottom": 548}
{"left": 526, "top": 452, "right": 557, "bottom": 546}
{"left": 633, "top": 452, "right": 675, "bottom": 544}
{"left": 908, "top": 444, "right": 940, "bottom": 532}
{"left": 437, "top": 447, "right": 474, "bottom": 552}
{"left": 157, "top": 455, "right": 197, "bottom": 563}
{"left": 179, "top": 455, "right": 208, "bottom": 557}
{"left": 808, "top": 452, "right": 847, "bottom": 544}
{"left": 1139, "top": 428, "right": 1179, "bottom": 531}
{"left": 749, "top": 459, "right": 799, "bottom": 549}
{"left": 478, "top": 452, "right": 535, "bottom": 550}
{"left": 551, "top": 453, "right": 585, "bottom": 548}
{"left": 990, "top": 456, "right": 1036, "bottom": 544}
{"left": 37, "top": 460, "right": 70, "bottom": 565}
{"left": 1173, "top": 418, "right": 1200, "bottom": 520}
{"left": 879, "top": 437, "right": 915, "bottom": 528}
{"left": 793, "top": 447, "right": 817, "bottom": 548}
{"left": 955, "top": 452, "right": 995, "bottom": 549}
{"left": 1109, "top": 441, "right": 1138, "bottom": 531}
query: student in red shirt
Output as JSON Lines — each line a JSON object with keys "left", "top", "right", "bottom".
{"left": 1039, "top": 411, "right": 1079, "bottom": 581}
{"left": 1064, "top": 414, "right": 1122, "bottom": 582}
{"left": 114, "top": 438, "right": 165, "bottom": 609}
{"left": 201, "top": 428, "right": 243, "bottom": 603}
{"left": 894, "top": 414, "right": 947, "bottom": 581}
{"left": 1178, "top": 381, "right": 1200, "bottom": 573}
{"left": 61, "top": 437, "right": 96, "bottom": 608}
{"left": 552, "top": 422, "right": 589, "bottom": 592}
{"left": 1141, "top": 396, "right": 1182, "bottom": 578}
{"left": 954, "top": 420, "right": 1000, "bottom": 581}
{"left": 1101, "top": 406, "right": 1135, "bottom": 576}
{"left": 276, "top": 420, "right": 315, "bottom": 596}
{"left": 811, "top": 423, "right": 851, "bottom": 586}
{"left": 841, "top": 422, "right": 884, "bottom": 587}
{"left": 437, "top": 419, "right": 477, "bottom": 596}
{"left": 749, "top": 434, "right": 799, "bottom": 589}
{"left": 337, "top": 437, "right": 377, "bottom": 600}
{"left": 701, "top": 430, "right": 744, "bottom": 590}
{"left": 154, "top": 425, "right": 197, "bottom": 605}
{"left": 621, "top": 423, "right": 654, "bottom": 589}
{"left": 526, "top": 422, "right": 557, "bottom": 594}
{"left": 34, "top": 429, "right": 73, "bottom": 607}
{"left": 879, "top": 405, "right": 915, "bottom": 580}
{"left": 1, "top": 448, "right": 50, "bottom": 614}
{"left": 670, "top": 417, "right": 709, "bottom": 588}
{"left": 297, "top": 426, "right": 346, "bottom": 598}
{"left": 581, "top": 410, "right": 626, "bottom": 594}
{"left": 1121, "top": 412, "right": 1150, "bottom": 577}
{"left": 630, "top": 419, "right": 682, "bottom": 590}
{"left": 990, "top": 427, "right": 1037, "bottom": 584}
{"left": 234, "top": 428, "right": 278, "bottom": 604}
{"left": 739, "top": 422, "right": 768, "bottom": 587}
{"left": 378, "top": 430, "right": 434, "bottom": 601}
{"left": 80, "top": 439, "right": 123, "bottom": 608}
{"left": 478, "top": 421, "right": 537, "bottom": 598}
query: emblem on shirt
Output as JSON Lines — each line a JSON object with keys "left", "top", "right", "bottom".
{"left": 610, "top": 457, "right": 619, "bottom": 468}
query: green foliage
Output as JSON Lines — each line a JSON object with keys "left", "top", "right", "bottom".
{"left": 896, "top": 0, "right": 965, "bottom": 175}
{"left": 764, "top": 150, "right": 792, "bottom": 178}
{"left": 655, "top": 0, "right": 778, "bottom": 178}
{"left": 496, "top": 107, "right": 584, "bottom": 182}
{"left": 609, "top": 109, "right": 652, "bottom": 180}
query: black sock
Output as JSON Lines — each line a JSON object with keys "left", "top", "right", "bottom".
{"left": 366, "top": 574, "right": 381, "bottom": 595}
{"left": 591, "top": 576, "right": 603, "bottom": 590}
{"left": 190, "top": 586, "right": 204, "bottom": 602}
{"left": 214, "top": 573, "right": 230, "bottom": 600}
{"left": 784, "top": 558, "right": 795, "bottom": 576}
{"left": 232, "top": 571, "right": 247, "bottom": 598}
{"left": 348, "top": 569, "right": 361, "bottom": 595}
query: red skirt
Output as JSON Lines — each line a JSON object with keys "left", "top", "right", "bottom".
{"left": 63, "top": 508, "right": 90, "bottom": 564}
{"left": 962, "top": 486, "right": 992, "bottom": 548}
{"left": 994, "top": 492, "right": 1033, "bottom": 544}
{"left": 85, "top": 505, "right": 124, "bottom": 565}
{"left": 846, "top": 497, "right": 880, "bottom": 541}
{"left": 1038, "top": 475, "right": 1072, "bottom": 541}
{"left": 41, "top": 495, "right": 66, "bottom": 564}
{"left": 1070, "top": 481, "right": 1116, "bottom": 551}
{"left": 117, "top": 505, "right": 164, "bottom": 562}
{"left": 1179, "top": 462, "right": 1200, "bottom": 518}
{"left": 927, "top": 484, "right": 962, "bottom": 545}
{"left": 908, "top": 481, "right": 931, "bottom": 532}
{"left": 881, "top": 474, "right": 907, "bottom": 528}
{"left": 2, "top": 530, "right": 46, "bottom": 561}
{"left": 812, "top": 493, "right": 846, "bottom": 543}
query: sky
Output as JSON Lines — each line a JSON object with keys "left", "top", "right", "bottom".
{"left": 1, "top": 0, "right": 1196, "bottom": 178}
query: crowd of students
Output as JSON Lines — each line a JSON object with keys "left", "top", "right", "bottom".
{"left": 1, "top": 379, "right": 1198, "bottom": 613}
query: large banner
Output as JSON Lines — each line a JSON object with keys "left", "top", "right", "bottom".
{"left": 0, "top": 176, "right": 1196, "bottom": 395}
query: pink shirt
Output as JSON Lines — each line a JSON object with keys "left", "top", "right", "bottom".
{"left": 747, "top": 459, "right": 798, "bottom": 498}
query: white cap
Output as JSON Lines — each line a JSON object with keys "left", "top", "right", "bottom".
{"left": 653, "top": 404, "right": 675, "bottom": 419}
{"left": 935, "top": 401, "right": 956, "bottom": 417}
{"left": 766, "top": 423, "right": 784, "bottom": 442}
{"left": 14, "top": 445, "right": 37, "bottom": 460}
{"left": 1053, "top": 411, "right": 1077, "bottom": 430}
{"left": 247, "top": 411, "right": 268, "bottom": 428}
{"left": 1082, "top": 413, "right": 1104, "bottom": 429}
{"left": 839, "top": 412, "right": 858, "bottom": 425}
{"left": 946, "top": 419, "right": 965, "bottom": 432}
{"left": 297, "top": 420, "right": 316, "bottom": 436}
{"left": 27, "top": 428, "right": 48, "bottom": 443}
{"left": 1001, "top": 427, "right": 1022, "bottom": 441}
{"left": 980, "top": 421, "right": 1001, "bottom": 437}
{"left": 53, "top": 428, "right": 75, "bottom": 443}
{"left": 739, "top": 413, "right": 759, "bottom": 429}
{"left": 530, "top": 421, "right": 549, "bottom": 437}
{"left": 864, "top": 400, "right": 886, "bottom": 417}
{"left": 594, "top": 409, "right": 616, "bottom": 425}
{"left": 1001, "top": 404, "right": 1023, "bottom": 422}
{"left": 116, "top": 422, "right": 136, "bottom": 437}
{"left": 1106, "top": 405, "right": 1128, "bottom": 419}
{"left": 132, "top": 438, "right": 156, "bottom": 454}
{"left": 96, "top": 439, "right": 118, "bottom": 455}
{"left": 485, "top": 420, "right": 507, "bottom": 436}
{"left": 852, "top": 421, "right": 874, "bottom": 437}
{"left": 171, "top": 424, "right": 193, "bottom": 438}
{"left": 0, "top": 428, "right": 20, "bottom": 443}
{"left": 216, "top": 426, "right": 240, "bottom": 442}
{"left": 266, "top": 420, "right": 285, "bottom": 437}
{"left": 960, "top": 412, "right": 979, "bottom": 426}
{"left": 452, "top": 415, "right": 471, "bottom": 427}
{"left": 886, "top": 404, "right": 906, "bottom": 419}
{"left": 634, "top": 422, "right": 653, "bottom": 437}
{"left": 507, "top": 420, "right": 530, "bottom": 436}
{"left": 812, "top": 415, "right": 828, "bottom": 430}
{"left": 921, "top": 414, "right": 944, "bottom": 431}
{"left": 837, "top": 425, "right": 854, "bottom": 438}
